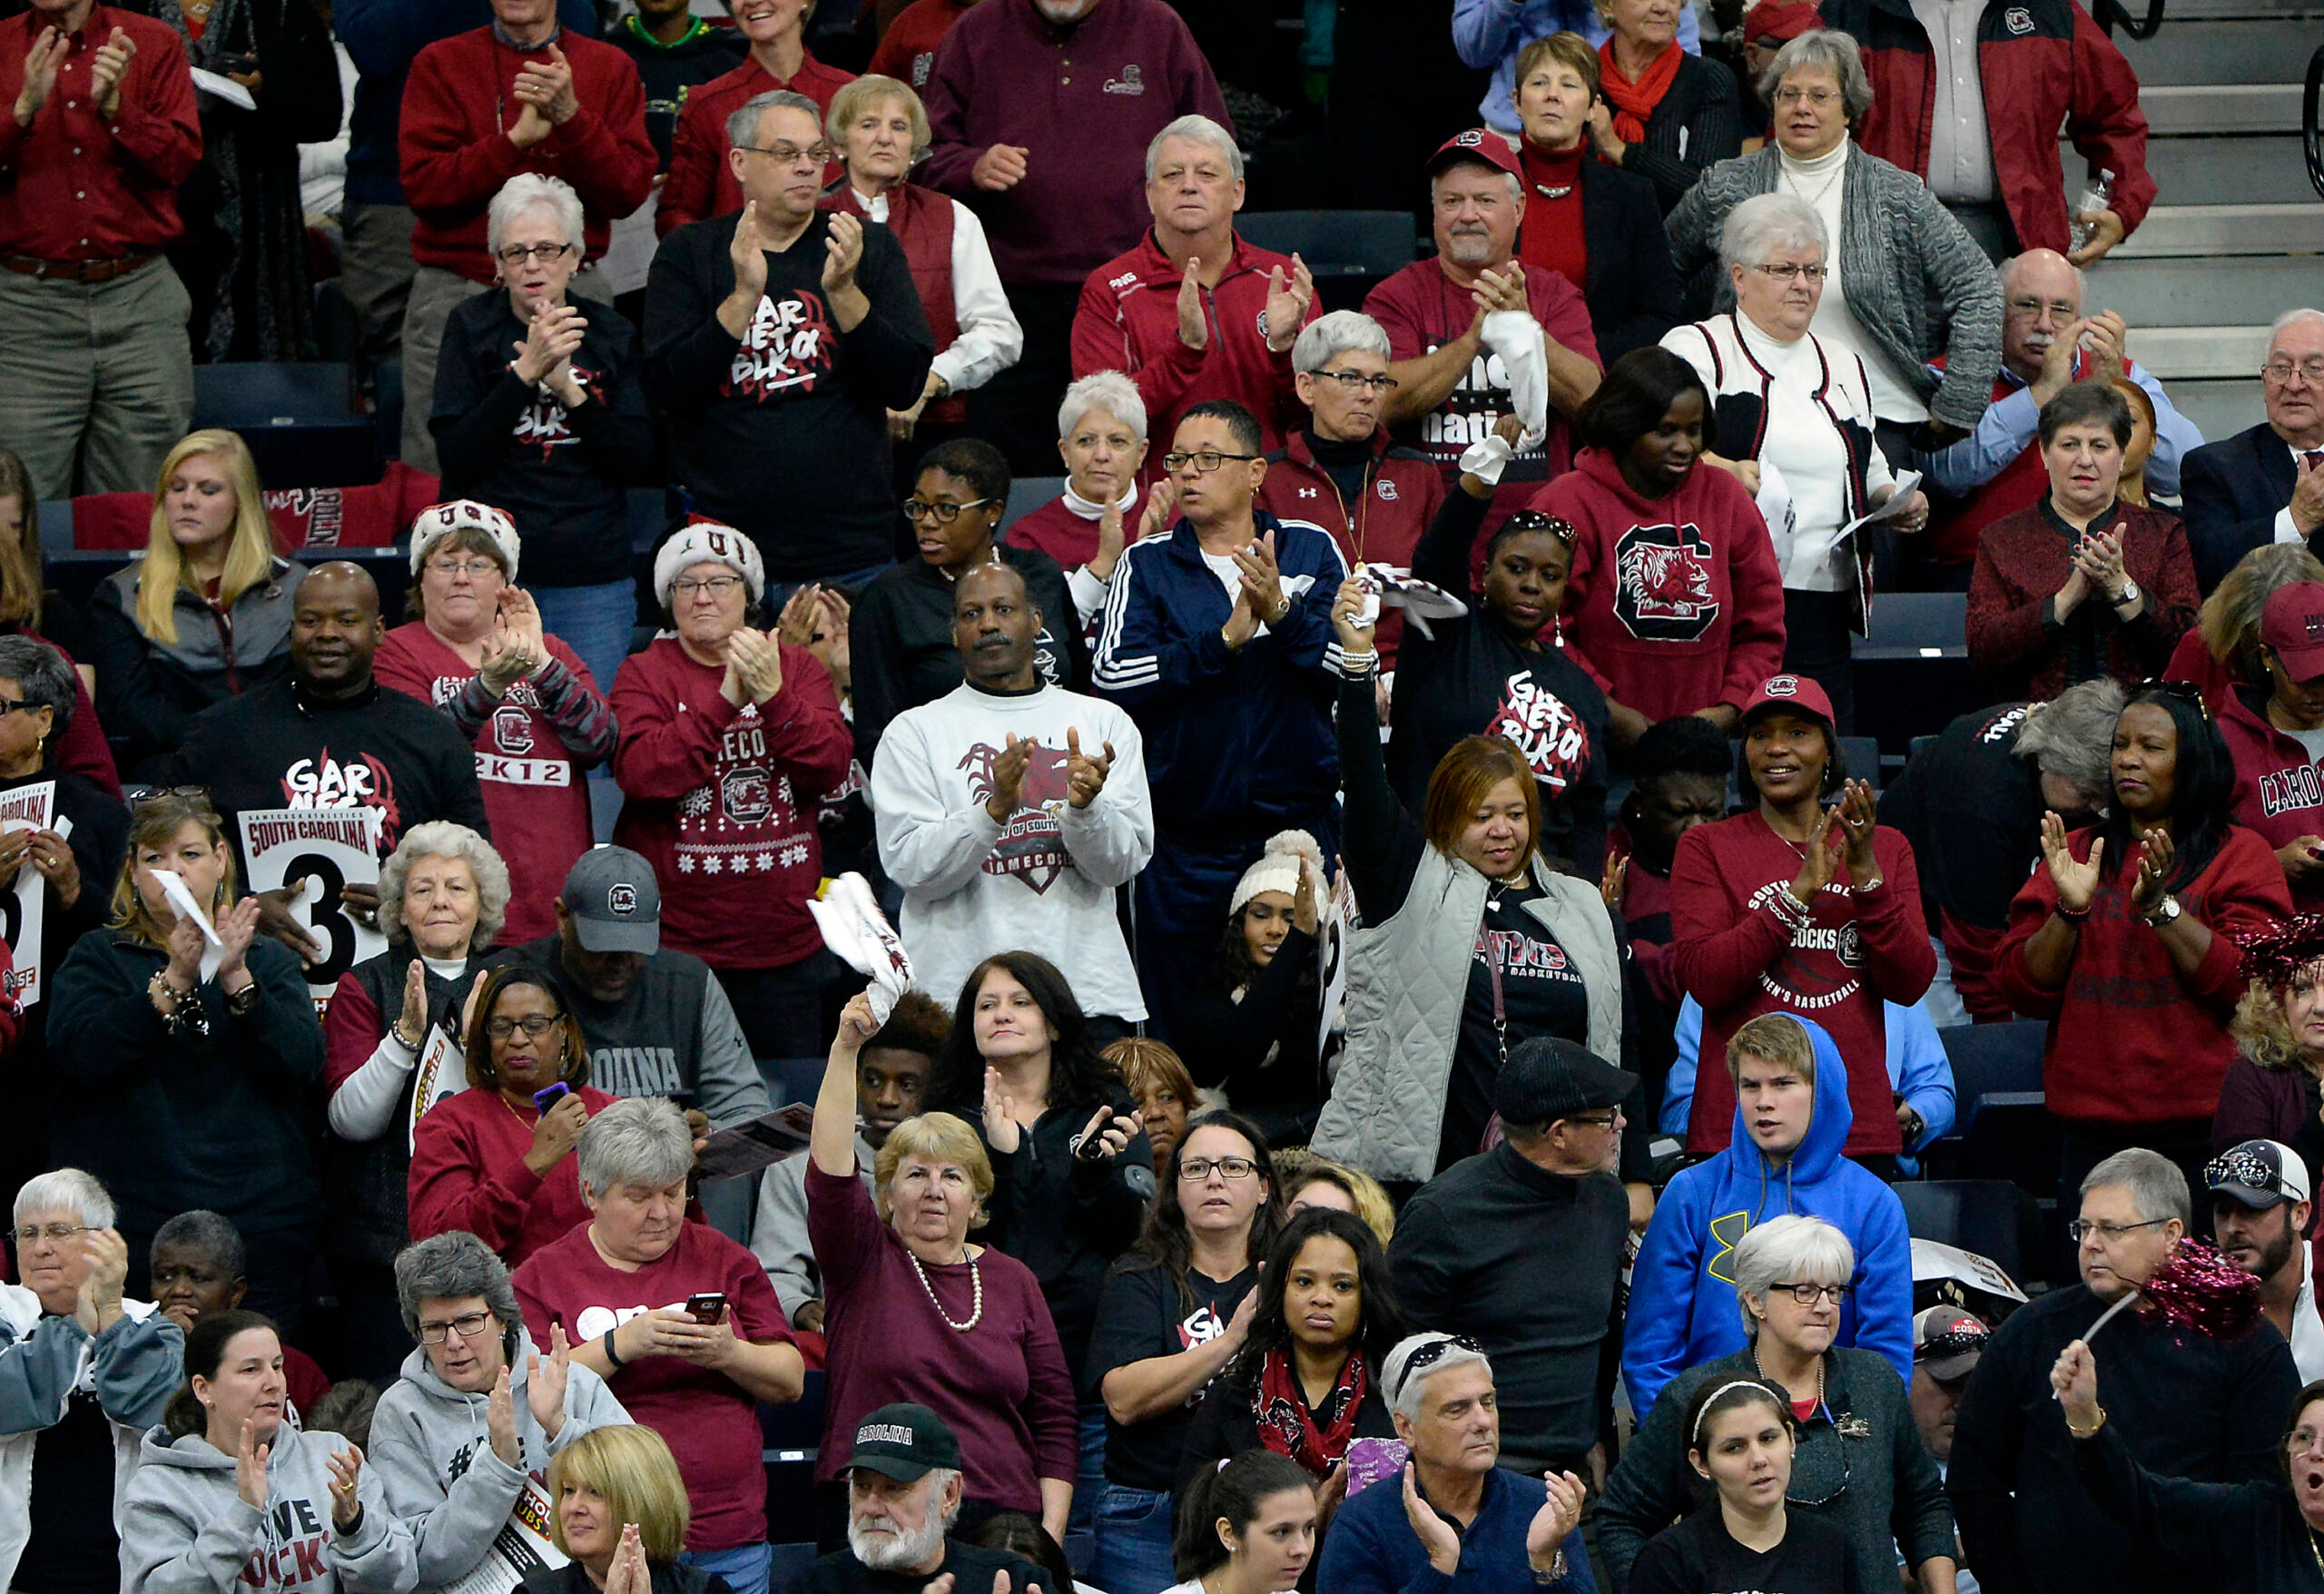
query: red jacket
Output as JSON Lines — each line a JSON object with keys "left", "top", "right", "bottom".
{"left": 866, "top": 0, "right": 972, "bottom": 88}
{"left": 1995, "top": 824, "right": 2290, "bottom": 1124}
{"left": 1965, "top": 499, "right": 2197, "bottom": 701}
{"left": 2218, "top": 685, "right": 2324, "bottom": 912}
{"left": 1533, "top": 447, "right": 1787, "bottom": 722}
{"left": 1817, "top": 0, "right": 2153, "bottom": 256}
{"left": 400, "top": 27, "right": 656, "bottom": 280}
{"left": 406, "top": 1081, "right": 621, "bottom": 1266}
{"left": 1071, "top": 229, "right": 1319, "bottom": 484}
{"left": 2163, "top": 625, "right": 2242, "bottom": 717}
{"left": 656, "top": 51, "right": 854, "bottom": 236}
{"left": 1670, "top": 812, "right": 1935, "bottom": 1156}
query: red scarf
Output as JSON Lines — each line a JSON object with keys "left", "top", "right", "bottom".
{"left": 1254, "top": 1348, "right": 1368, "bottom": 1476}
{"left": 1597, "top": 37, "right": 1683, "bottom": 144}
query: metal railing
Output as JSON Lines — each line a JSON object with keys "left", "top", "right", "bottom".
{"left": 2093, "top": 0, "right": 2167, "bottom": 39}
{"left": 2307, "top": 40, "right": 2324, "bottom": 202}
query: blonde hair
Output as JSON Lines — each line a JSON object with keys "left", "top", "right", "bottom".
{"left": 1727, "top": 1013, "right": 1817, "bottom": 1087}
{"left": 2233, "top": 978, "right": 2320, "bottom": 1075}
{"left": 137, "top": 431, "right": 280, "bottom": 646}
{"left": 109, "top": 792, "right": 236, "bottom": 948}
{"left": 2198, "top": 543, "right": 2324, "bottom": 680}
{"left": 1275, "top": 1150, "right": 1398, "bottom": 1245}
{"left": 547, "top": 1425, "right": 691, "bottom": 1563}
{"left": 0, "top": 450, "right": 42, "bottom": 631}
{"left": 872, "top": 1111, "right": 993, "bottom": 1228}
{"left": 827, "top": 74, "right": 931, "bottom": 162}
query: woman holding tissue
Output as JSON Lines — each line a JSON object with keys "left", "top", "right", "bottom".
{"left": 45, "top": 790, "right": 327, "bottom": 1326}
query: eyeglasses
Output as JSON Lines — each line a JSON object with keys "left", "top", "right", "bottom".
{"left": 0, "top": 697, "right": 37, "bottom": 717}
{"left": 1749, "top": 261, "right": 1828, "bottom": 282}
{"left": 132, "top": 785, "right": 213, "bottom": 812}
{"left": 1177, "top": 1156, "right": 1261, "bottom": 1181}
{"left": 13, "top": 1223, "right": 93, "bottom": 1245}
{"left": 1313, "top": 369, "right": 1401, "bottom": 395}
{"left": 1499, "top": 509, "right": 1578, "bottom": 545}
{"left": 1161, "top": 448, "right": 1261, "bottom": 475}
{"left": 901, "top": 497, "right": 999, "bottom": 524}
{"left": 1399, "top": 1334, "right": 1484, "bottom": 1383}
{"left": 1770, "top": 1281, "right": 1853, "bottom": 1304}
{"left": 1563, "top": 1111, "right": 1620, "bottom": 1129}
{"left": 417, "top": 1310, "right": 498, "bottom": 1345}
{"left": 2205, "top": 1146, "right": 2281, "bottom": 1194}
{"left": 1771, "top": 86, "right": 1840, "bottom": 107}
{"left": 671, "top": 575, "right": 744, "bottom": 598}
{"left": 1914, "top": 1326, "right": 1989, "bottom": 1363}
{"left": 2067, "top": 1216, "right": 2171, "bottom": 1243}
{"left": 486, "top": 1014, "right": 563, "bottom": 1039}
{"left": 426, "top": 556, "right": 502, "bottom": 579}
{"left": 2007, "top": 296, "right": 2079, "bottom": 320}
{"left": 2290, "top": 1425, "right": 2324, "bottom": 1456}
{"left": 2264, "top": 358, "right": 2324, "bottom": 385}
{"left": 737, "top": 142, "right": 836, "bottom": 168}
{"left": 2130, "top": 677, "right": 2212, "bottom": 722}
{"left": 495, "top": 241, "right": 575, "bottom": 266}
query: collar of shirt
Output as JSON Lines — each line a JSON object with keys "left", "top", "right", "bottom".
{"left": 2037, "top": 493, "right": 2122, "bottom": 545}
{"left": 490, "top": 19, "right": 561, "bottom": 51}
{"left": 1060, "top": 481, "right": 1138, "bottom": 521}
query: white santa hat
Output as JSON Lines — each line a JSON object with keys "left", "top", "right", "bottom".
{"left": 409, "top": 499, "right": 520, "bottom": 582}
{"left": 1230, "top": 830, "right": 1329, "bottom": 919}
{"left": 653, "top": 521, "right": 766, "bottom": 609}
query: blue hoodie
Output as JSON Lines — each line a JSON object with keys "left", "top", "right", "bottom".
{"left": 1620, "top": 1016, "right": 1915, "bottom": 1421}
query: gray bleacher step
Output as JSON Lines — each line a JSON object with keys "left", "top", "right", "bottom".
{"left": 2080, "top": 252, "right": 2324, "bottom": 326}
{"left": 2159, "top": 0, "right": 2324, "bottom": 17}
{"left": 2125, "top": 323, "right": 2276, "bottom": 379}
{"left": 2143, "top": 134, "right": 2313, "bottom": 205}
{"left": 2111, "top": 202, "right": 2324, "bottom": 257}
{"left": 2166, "top": 377, "right": 2270, "bottom": 442}
{"left": 2137, "top": 84, "right": 2305, "bottom": 135}
{"left": 2116, "top": 18, "right": 2324, "bottom": 85}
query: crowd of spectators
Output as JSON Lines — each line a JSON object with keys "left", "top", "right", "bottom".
{"left": 8, "top": 1, "right": 2324, "bottom": 1593}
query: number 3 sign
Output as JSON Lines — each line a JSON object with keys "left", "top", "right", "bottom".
{"left": 239, "top": 807, "right": 389, "bottom": 1009}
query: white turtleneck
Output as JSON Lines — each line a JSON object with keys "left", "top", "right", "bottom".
{"left": 1779, "top": 140, "right": 1927, "bottom": 426}
{"left": 1059, "top": 481, "right": 1143, "bottom": 624}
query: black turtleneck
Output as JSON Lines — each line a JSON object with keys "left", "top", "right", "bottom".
{"left": 1305, "top": 428, "right": 1377, "bottom": 515}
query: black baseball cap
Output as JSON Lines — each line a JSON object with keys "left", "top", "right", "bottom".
{"left": 1493, "top": 1037, "right": 1637, "bottom": 1127}
{"left": 560, "top": 846, "right": 661, "bottom": 955}
{"left": 849, "top": 1403, "right": 962, "bottom": 1482}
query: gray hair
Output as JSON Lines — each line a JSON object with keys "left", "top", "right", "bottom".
{"left": 1997, "top": 252, "right": 2088, "bottom": 307}
{"left": 1431, "top": 161, "right": 1525, "bottom": 209}
{"left": 1720, "top": 192, "right": 1827, "bottom": 273}
{"left": 393, "top": 1230, "right": 523, "bottom": 1343}
{"left": 1761, "top": 30, "right": 1874, "bottom": 123}
{"left": 486, "top": 173, "right": 585, "bottom": 258}
{"left": 1057, "top": 370, "right": 1148, "bottom": 444}
{"left": 728, "top": 88, "right": 823, "bottom": 152}
{"left": 0, "top": 634, "right": 76, "bottom": 736}
{"left": 578, "top": 1097, "right": 696, "bottom": 1197}
{"left": 15, "top": 1167, "right": 113, "bottom": 1229}
{"left": 377, "top": 821, "right": 512, "bottom": 950}
{"left": 2083, "top": 1147, "right": 2191, "bottom": 1225}
{"left": 2271, "top": 308, "right": 2324, "bottom": 347}
{"left": 2013, "top": 678, "right": 2129, "bottom": 793}
{"left": 1145, "top": 113, "right": 1243, "bottom": 183}
{"left": 1730, "top": 1214, "right": 1855, "bottom": 1337}
{"left": 1292, "top": 310, "right": 1392, "bottom": 377}
{"left": 152, "top": 1210, "right": 245, "bottom": 1276}
{"left": 1384, "top": 1332, "right": 1495, "bottom": 1422}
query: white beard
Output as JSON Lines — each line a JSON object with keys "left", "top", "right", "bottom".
{"left": 849, "top": 1510, "right": 947, "bottom": 1572}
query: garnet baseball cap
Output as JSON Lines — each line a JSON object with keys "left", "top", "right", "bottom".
{"left": 2205, "top": 1138, "right": 2313, "bottom": 1209}
{"left": 1743, "top": 0, "right": 1821, "bottom": 44}
{"left": 1912, "top": 1305, "right": 1990, "bottom": 1383}
{"left": 848, "top": 1403, "right": 963, "bottom": 1482}
{"left": 2261, "top": 582, "right": 2324, "bottom": 682}
{"left": 1426, "top": 127, "right": 1521, "bottom": 182}
{"left": 1738, "top": 674, "right": 1837, "bottom": 728}
{"left": 559, "top": 847, "right": 661, "bottom": 955}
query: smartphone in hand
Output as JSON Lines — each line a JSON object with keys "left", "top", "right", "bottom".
{"left": 533, "top": 1082, "right": 571, "bottom": 1113}
{"left": 686, "top": 1293, "right": 728, "bottom": 1326}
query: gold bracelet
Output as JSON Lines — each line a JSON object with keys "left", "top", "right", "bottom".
{"left": 2067, "top": 1404, "right": 2107, "bottom": 1440}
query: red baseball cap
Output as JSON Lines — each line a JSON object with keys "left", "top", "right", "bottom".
{"left": 1738, "top": 673, "right": 1837, "bottom": 727}
{"left": 1743, "top": 0, "right": 1821, "bottom": 44}
{"left": 1426, "top": 128, "right": 1521, "bottom": 182}
{"left": 2262, "top": 582, "right": 2324, "bottom": 682}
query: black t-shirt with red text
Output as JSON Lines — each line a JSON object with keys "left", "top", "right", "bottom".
{"left": 1087, "top": 1262, "right": 1259, "bottom": 1491}
{"left": 1444, "top": 876, "right": 1590, "bottom": 1171}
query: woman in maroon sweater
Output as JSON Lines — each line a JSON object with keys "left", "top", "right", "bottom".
{"left": 1966, "top": 380, "right": 2198, "bottom": 703}
{"left": 1996, "top": 684, "right": 2292, "bottom": 1206}
{"left": 2216, "top": 915, "right": 2324, "bottom": 1203}
{"left": 807, "top": 987, "right": 1078, "bottom": 1542}
{"left": 1669, "top": 673, "right": 1933, "bottom": 1167}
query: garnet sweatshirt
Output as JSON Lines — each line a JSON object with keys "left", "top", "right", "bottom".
{"left": 1536, "top": 446, "right": 1787, "bottom": 722}
{"left": 1669, "top": 812, "right": 1934, "bottom": 1156}
{"left": 406, "top": 1081, "right": 620, "bottom": 1265}
{"left": 1994, "top": 823, "right": 2291, "bottom": 1125}
{"left": 2217, "top": 684, "right": 2324, "bottom": 912}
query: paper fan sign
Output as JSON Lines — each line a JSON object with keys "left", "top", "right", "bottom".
{"left": 1355, "top": 565, "right": 1470, "bottom": 641}
{"left": 809, "top": 872, "right": 914, "bottom": 1023}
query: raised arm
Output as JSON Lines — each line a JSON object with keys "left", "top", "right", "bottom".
{"left": 812, "top": 990, "right": 880, "bottom": 1178}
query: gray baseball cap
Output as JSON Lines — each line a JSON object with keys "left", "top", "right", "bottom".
{"left": 561, "top": 847, "right": 661, "bottom": 955}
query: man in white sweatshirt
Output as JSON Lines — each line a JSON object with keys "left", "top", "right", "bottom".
{"left": 871, "top": 562, "right": 1155, "bottom": 1034}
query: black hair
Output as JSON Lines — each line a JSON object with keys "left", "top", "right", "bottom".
{"left": 963, "top": 1512, "right": 1075, "bottom": 1594}
{"left": 165, "top": 1308, "right": 281, "bottom": 1439}
{"left": 2281, "top": 1381, "right": 2324, "bottom": 1486}
{"left": 2096, "top": 684, "right": 2236, "bottom": 891}
{"left": 931, "top": 950, "right": 1122, "bottom": 1117}
{"left": 915, "top": 437, "right": 1011, "bottom": 506}
{"left": 1681, "top": 1375, "right": 1796, "bottom": 1479}
{"left": 1630, "top": 715, "right": 1735, "bottom": 785}
{"left": 0, "top": 634, "right": 75, "bottom": 742}
{"left": 303, "top": 1378, "right": 383, "bottom": 1453}
{"left": 1210, "top": 906, "right": 1323, "bottom": 1015}
{"left": 1121, "top": 1109, "right": 1285, "bottom": 1312}
{"left": 2037, "top": 378, "right": 2134, "bottom": 448}
{"left": 1221, "top": 1207, "right": 1407, "bottom": 1402}
{"left": 1576, "top": 346, "right": 1719, "bottom": 459}
{"left": 1171, "top": 1450, "right": 1317, "bottom": 1580}
{"left": 1737, "top": 707, "right": 1846, "bottom": 800}
{"left": 865, "top": 989, "right": 951, "bottom": 1060}
{"left": 1178, "top": 398, "right": 1264, "bottom": 457}
{"left": 1482, "top": 508, "right": 1580, "bottom": 569}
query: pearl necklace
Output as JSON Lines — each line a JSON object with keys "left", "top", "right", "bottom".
{"left": 907, "top": 1245, "right": 983, "bottom": 1333}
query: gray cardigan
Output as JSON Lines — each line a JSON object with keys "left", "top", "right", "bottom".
{"left": 1665, "top": 141, "right": 2003, "bottom": 432}
{"left": 1597, "top": 1344, "right": 1955, "bottom": 1593}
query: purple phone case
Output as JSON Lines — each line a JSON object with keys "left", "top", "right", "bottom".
{"left": 532, "top": 1082, "right": 570, "bottom": 1112}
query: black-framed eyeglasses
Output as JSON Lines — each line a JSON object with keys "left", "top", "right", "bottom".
{"left": 0, "top": 697, "right": 37, "bottom": 717}
{"left": 901, "top": 497, "right": 999, "bottom": 525}
{"left": 1313, "top": 369, "right": 1400, "bottom": 395}
{"left": 736, "top": 142, "right": 835, "bottom": 167}
{"left": 486, "top": 1014, "right": 563, "bottom": 1039}
{"left": 1177, "top": 1156, "right": 1260, "bottom": 1181}
{"left": 1161, "top": 448, "right": 1260, "bottom": 475}
{"left": 671, "top": 575, "right": 745, "bottom": 598}
{"left": 13, "top": 1223, "right": 94, "bottom": 1245}
{"left": 417, "top": 1310, "right": 498, "bottom": 1345}
{"left": 2264, "top": 357, "right": 2324, "bottom": 385}
{"left": 1771, "top": 1280, "right": 1853, "bottom": 1305}
{"left": 1562, "top": 1111, "right": 1620, "bottom": 1129}
{"left": 2066, "top": 1215, "right": 2171, "bottom": 1243}
{"left": 1498, "top": 509, "right": 1577, "bottom": 546}
{"left": 1749, "top": 261, "right": 1828, "bottom": 282}
{"left": 495, "top": 241, "right": 575, "bottom": 265}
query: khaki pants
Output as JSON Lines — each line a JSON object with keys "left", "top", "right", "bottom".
{"left": 0, "top": 258, "right": 195, "bottom": 499}
{"left": 339, "top": 201, "right": 418, "bottom": 366}
{"left": 399, "top": 260, "right": 614, "bottom": 475}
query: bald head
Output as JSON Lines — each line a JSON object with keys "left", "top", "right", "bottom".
{"left": 291, "top": 562, "right": 385, "bottom": 696}
{"left": 952, "top": 561, "right": 1043, "bottom": 692}
{"left": 2002, "top": 251, "right": 2085, "bottom": 381}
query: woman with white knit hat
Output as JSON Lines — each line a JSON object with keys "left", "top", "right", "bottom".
{"left": 606, "top": 524, "right": 856, "bottom": 1056}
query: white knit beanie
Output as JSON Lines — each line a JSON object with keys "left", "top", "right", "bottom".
{"left": 1229, "top": 830, "right": 1328, "bottom": 919}
{"left": 409, "top": 499, "right": 520, "bottom": 582}
{"left": 653, "top": 521, "right": 766, "bottom": 608}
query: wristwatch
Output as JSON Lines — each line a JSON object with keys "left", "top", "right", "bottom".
{"left": 2112, "top": 579, "right": 2142, "bottom": 607}
{"left": 2142, "top": 893, "right": 2182, "bottom": 929}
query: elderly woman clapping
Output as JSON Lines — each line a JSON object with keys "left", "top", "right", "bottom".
{"left": 369, "top": 1231, "right": 629, "bottom": 1589}
{"left": 810, "top": 988, "right": 1079, "bottom": 1541}
{"left": 1003, "top": 371, "right": 1154, "bottom": 636}
{"left": 1666, "top": 31, "right": 2001, "bottom": 454}
{"left": 515, "top": 1098, "right": 803, "bottom": 1593}
{"left": 429, "top": 174, "right": 655, "bottom": 695}
{"left": 0, "top": 1168, "right": 184, "bottom": 1594}
{"left": 1598, "top": 1215, "right": 1959, "bottom": 1593}
{"left": 1659, "top": 192, "right": 1929, "bottom": 733}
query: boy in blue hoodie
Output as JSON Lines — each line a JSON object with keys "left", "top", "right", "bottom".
{"left": 1622, "top": 1012, "right": 1914, "bottom": 1419}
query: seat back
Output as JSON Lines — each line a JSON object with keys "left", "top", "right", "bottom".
{"left": 1895, "top": 1179, "right": 2045, "bottom": 1289}
{"left": 1852, "top": 591, "right": 1968, "bottom": 660}
{"left": 1003, "top": 476, "right": 1067, "bottom": 535}
{"left": 1236, "top": 211, "right": 1419, "bottom": 280}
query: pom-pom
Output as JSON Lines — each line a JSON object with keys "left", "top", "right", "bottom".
{"left": 2235, "top": 914, "right": 2324, "bottom": 991}
{"left": 2138, "top": 1238, "right": 2264, "bottom": 1340}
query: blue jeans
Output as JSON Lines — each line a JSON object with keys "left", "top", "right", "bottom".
{"left": 534, "top": 577, "right": 639, "bottom": 697}
{"left": 679, "top": 1541, "right": 771, "bottom": 1594}
{"left": 1088, "top": 1482, "right": 1177, "bottom": 1594}
{"left": 1064, "top": 1401, "right": 1108, "bottom": 1577}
